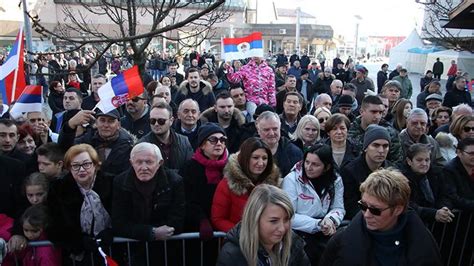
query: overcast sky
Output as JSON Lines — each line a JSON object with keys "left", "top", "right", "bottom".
{"left": 272, "top": 0, "right": 425, "bottom": 38}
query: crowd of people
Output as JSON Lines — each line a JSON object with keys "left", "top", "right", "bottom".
{"left": 0, "top": 47, "right": 473, "bottom": 266}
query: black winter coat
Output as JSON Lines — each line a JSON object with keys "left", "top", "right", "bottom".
{"left": 0, "top": 156, "right": 26, "bottom": 218}
{"left": 120, "top": 107, "right": 151, "bottom": 139}
{"left": 320, "top": 211, "right": 442, "bottom": 266}
{"left": 138, "top": 129, "right": 193, "bottom": 170}
{"left": 48, "top": 89, "right": 64, "bottom": 115}
{"left": 443, "top": 88, "right": 472, "bottom": 108}
{"left": 217, "top": 224, "right": 310, "bottom": 266}
{"left": 274, "top": 137, "right": 303, "bottom": 177}
{"left": 377, "top": 70, "right": 388, "bottom": 93}
{"left": 112, "top": 168, "right": 185, "bottom": 241}
{"left": 47, "top": 171, "right": 113, "bottom": 254}
{"left": 443, "top": 157, "right": 474, "bottom": 211}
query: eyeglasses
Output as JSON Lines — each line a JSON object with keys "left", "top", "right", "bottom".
{"left": 131, "top": 96, "right": 146, "bottom": 102}
{"left": 463, "top": 126, "right": 474, "bottom": 133}
{"left": 150, "top": 118, "right": 168, "bottom": 125}
{"left": 318, "top": 117, "right": 328, "bottom": 123}
{"left": 207, "top": 136, "right": 227, "bottom": 145}
{"left": 71, "top": 161, "right": 94, "bottom": 171}
{"left": 462, "top": 150, "right": 474, "bottom": 156}
{"left": 357, "top": 200, "right": 391, "bottom": 216}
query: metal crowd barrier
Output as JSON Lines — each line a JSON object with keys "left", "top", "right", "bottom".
{"left": 26, "top": 211, "right": 474, "bottom": 266}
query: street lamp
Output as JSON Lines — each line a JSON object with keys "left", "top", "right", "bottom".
{"left": 354, "top": 15, "right": 362, "bottom": 58}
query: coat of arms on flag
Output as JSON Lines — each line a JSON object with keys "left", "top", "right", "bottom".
{"left": 222, "top": 32, "right": 264, "bottom": 61}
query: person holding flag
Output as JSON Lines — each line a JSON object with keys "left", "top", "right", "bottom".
{"left": 57, "top": 66, "right": 143, "bottom": 176}
{"left": 223, "top": 32, "right": 276, "bottom": 110}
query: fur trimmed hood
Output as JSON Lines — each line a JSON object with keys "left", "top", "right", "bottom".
{"left": 178, "top": 80, "right": 213, "bottom": 96}
{"left": 223, "top": 153, "right": 281, "bottom": 196}
{"left": 199, "top": 107, "right": 246, "bottom": 127}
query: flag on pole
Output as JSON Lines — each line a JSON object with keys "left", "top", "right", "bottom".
{"left": 222, "top": 32, "right": 264, "bottom": 61}
{"left": 98, "top": 246, "right": 118, "bottom": 266}
{"left": 95, "top": 65, "right": 144, "bottom": 113}
{"left": 0, "top": 27, "right": 26, "bottom": 105}
{"left": 9, "top": 85, "right": 43, "bottom": 118}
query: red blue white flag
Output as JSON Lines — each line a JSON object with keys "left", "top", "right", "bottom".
{"left": 9, "top": 85, "right": 43, "bottom": 118}
{"left": 222, "top": 32, "right": 264, "bottom": 61}
{"left": 95, "top": 65, "right": 144, "bottom": 113}
{"left": 0, "top": 27, "right": 26, "bottom": 105}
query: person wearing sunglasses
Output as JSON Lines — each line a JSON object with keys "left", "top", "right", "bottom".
{"left": 211, "top": 137, "right": 281, "bottom": 233}
{"left": 282, "top": 144, "right": 345, "bottom": 265}
{"left": 449, "top": 114, "right": 474, "bottom": 143}
{"left": 138, "top": 102, "right": 193, "bottom": 171}
{"left": 47, "top": 144, "right": 114, "bottom": 265}
{"left": 341, "top": 125, "right": 391, "bottom": 219}
{"left": 321, "top": 168, "right": 443, "bottom": 266}
{"left": 179, "top": 123, "right": 228, "bottom": 265}
{"left": 120, "top": 91, "right": 150, "bottom": 139}
{"left": 313, "top": 106, "right": 331, "bottom": 139}
{"left": 200, "top": 92, "right": 246, "bottom": 153}
{"left": 443, "top": 137, "right": 474, "bottom": 212}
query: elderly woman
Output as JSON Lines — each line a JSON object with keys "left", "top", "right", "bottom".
{"left": 211, "top": 137, "right": 281, "bottom": 232}
{"left": 313, "top": 106, "right": 331, "bottom": 139}
{"left": 291, "top": 115, "right": 321, "bottom": 152}
{"left": 400, "top": 144, "right": 454, "bottom": 224}
{"left": 324, "top": 113, "right": 359, "bottom": 169}
{"left": 282, "top": 144, "right": 345, "bottom": 265}
{"left": 48, "top": 144, "right": 113, "bottom": 265}
{"left": 16, "top": 123, "right": 37, "bottom": 156}
{"left": 391, "top": 98, "right": 412, "bottom": 132}
{"left": 217, "top": 184, "right": 310, "bottom": 266}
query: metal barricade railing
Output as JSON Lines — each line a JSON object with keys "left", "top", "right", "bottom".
{"left": 28, "top": 232, "right": 227, "bottom": 266}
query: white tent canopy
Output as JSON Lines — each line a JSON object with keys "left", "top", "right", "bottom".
{"left": 425, "top": 50, "right": 474, "bottom": 80}
{"left": 388, "top": 29, "right": 424, "bottom": 70}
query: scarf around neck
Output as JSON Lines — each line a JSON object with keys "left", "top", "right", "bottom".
{"left": 192, "top": 148, "right": 228, "bottom": 184}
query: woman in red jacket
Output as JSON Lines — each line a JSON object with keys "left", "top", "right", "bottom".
{"left": 211, "top": 137, "right": 281, "bottom": 232}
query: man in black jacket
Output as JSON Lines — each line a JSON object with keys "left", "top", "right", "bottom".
{"left": 443, "top": 76, "right": 472, "bottom": 108}
{"left": 120, "top": 92, "right": 150, "bottom": 139}
{"left": 377, "top": 63, "right": 388, "bottom": 93}
{"left": 0, "top": 155, "right": 26, "bottom": 217}
{"left": 138, "top": 102, "right": 193, "bottom": 170}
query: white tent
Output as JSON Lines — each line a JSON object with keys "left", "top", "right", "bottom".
{"left": 425, "top": 50, "right": 474, "bottom": 80}
{"left": 388, "top": 29, "right": 424, "bottom": 70}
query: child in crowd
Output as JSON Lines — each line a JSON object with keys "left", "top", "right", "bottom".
{"left": 19, "top": 205, "right": 61, "bottom": 266}
{"left": 24, "top": 173, "right": 49, "bottom": 206}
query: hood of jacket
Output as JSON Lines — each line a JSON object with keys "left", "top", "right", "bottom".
{"left": 200, "top": 107, "right": 246, "bottom": 127}
{"left": 178, "top": 80, "right": 213, "bottom": 96}
{"left": 224, "top": 153, "right": 281, "bottom": 196}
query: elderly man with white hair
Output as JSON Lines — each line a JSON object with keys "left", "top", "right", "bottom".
{"left": 112, "top": 142, "right": 185, "bottom": 243}
{"left": 399, "top": 108, "right": 446, "bottom": 169}
{"left": 312, "top": 93, "right": 333, "bottom": 114}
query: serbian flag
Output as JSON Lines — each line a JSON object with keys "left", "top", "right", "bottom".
{"left": 222, "top": 32, "right": 264, "bottom": 61}
{"left": 0, "top": 27, "right": 26, "bottom": 105}
{"left": 98, "top": 246, "right": 118, "bottom": 266}
{"left": 95, "top": 65, "right": 144, "bottom": 113}
{"left": 9, "top": 85, "right": 43, "bottom": 118}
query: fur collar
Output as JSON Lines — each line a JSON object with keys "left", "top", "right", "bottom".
{"left": 178, "top": 80, "right": 213, "bottom": 96}
{"left": 223, "top": 153, "right": 281, "bottom": 196}
{"left": 199, "top": 107, "right": 246, "bottom": 127}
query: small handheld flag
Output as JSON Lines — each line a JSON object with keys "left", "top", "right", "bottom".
{"left": 9, "top": 85, "right": 43, "bottom": 118}
{"left": 95, "top": 65, "right": 144, "bottom": 113}
{"left": 222, "top": 32, "right": 264, "bottom": 61}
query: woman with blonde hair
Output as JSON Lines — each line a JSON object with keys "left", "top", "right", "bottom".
{"left": 291, "top": 115, "right": 321, "bottom": 152}
{"left": 313, "top": 106, "right": 331, "bottom": 139}
{"left": 217, "top": 184, "right": 310, "bottom": 266}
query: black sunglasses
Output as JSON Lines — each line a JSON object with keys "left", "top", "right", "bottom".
{"left": 357, "top": 200, "right": 391, "bottom": 216}
{"left": 131, "top": 96, "right": 146, "bottom": 102}
{"left": 150, "top": 118, "right": 168, "bottom": 125}
{"left": 463, "top": 126, "right": 474, "bottom": 133}
{"left": 318, "top": 117, "right": 328, "bottom": 123}
{"left": 207, "top": 136, "right": 227, "bottom": 145}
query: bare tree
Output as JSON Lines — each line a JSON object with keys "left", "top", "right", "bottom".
{"left": 28, "top": 0, "right": 231, "bottom": 74}
{"left": 417, "top": 0, "right": 473, "bottom": 52}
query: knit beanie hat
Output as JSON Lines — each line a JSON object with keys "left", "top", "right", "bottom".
{"left": 338, "top": 95, "right": 354, "bottom": 108}
{"left": 197, "top": 123, "right": 226, "bottom": 147}
{"left": 363, "top": 125, "right": 391, "bottom": 150}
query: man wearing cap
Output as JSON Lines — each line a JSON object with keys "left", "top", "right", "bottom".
{"left": 139, "top": 102, "right": 193, "bottom": 170}
{"left": 334, "top": 95, "right": 356, "bottom": 122}
{"left": 443, "top": 76, "right": 472, "bottom": 108}
{"left": 399, "top": 108, "right": 446, "bottom": 169}
{"left": 393, "top": 68, "right": 413, "bottom": 100}
{"left": 350, "top": 66, "right": 375, "bottom": 105}
{"left": 199, "top": 92, "right": 244, "bottom": 153}
{"left": 59, "top": 108, "right": 134, "bottom": 176}
{"left": 425, "top": 94, "right": 443, "bottom": 116}
{"left": 341, "top": 124, "right": 392, "bottom": 219}
{"left": 381, "top": 80, "right": 402, "bottom": 117}
{"left": 420, "top": 70, "right": 434, "bottom": 91}
{"left": 120, "top": 91, "right": 150, "bottom": 139}
{"left": 348, "top": 96, "right": 401, "bottom": 164}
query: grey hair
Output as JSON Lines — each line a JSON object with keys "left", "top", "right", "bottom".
{"left": 131, "top": 143, "right": 163, "bottom": 161}
{"left": 407, "top": 108, "right": 428, "bottom": 121}
{"left": 256, "top": 111, "right": 280, "bottom": 125}
{"left": 452, "top": 104, "right": 473, "bottom": 115}
{"left": 331, "top": 80, "right": 343, "bottom": 86}
{"left": 382, "top": 80, "right": 402, "bottom": 92}
{"left": 178, "top": 98, "right": 200, "bottom": 113}
{"left": 315, "top": 93, "right": 332, "bottom": 104}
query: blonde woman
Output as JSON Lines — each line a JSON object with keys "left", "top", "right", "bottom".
{"left": 217, "top": 184, "right": 310, "bottom": 266}
{"left": 313, "top": 106, "right": 331, "bottom": 139}
{"left": 291, "top": 115, "right": 321, "bottom": 152}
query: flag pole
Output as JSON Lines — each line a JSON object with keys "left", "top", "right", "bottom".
{"left": 11, "top": 27, "right": 23, "bottom": 102}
